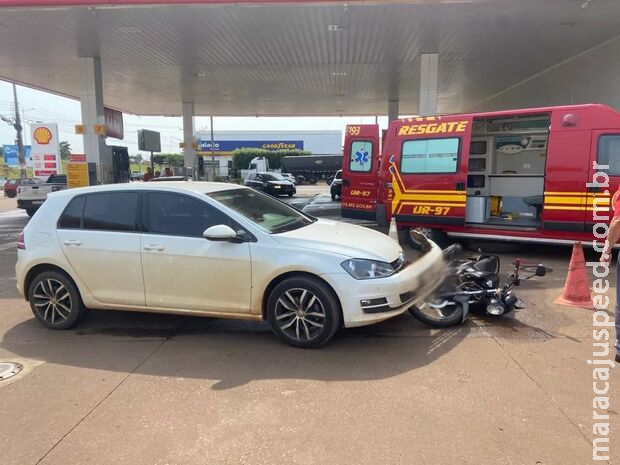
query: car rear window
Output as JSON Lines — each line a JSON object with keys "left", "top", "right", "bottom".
{"left": 83, "top": 192, "right": 138, "bottom": 232}
{"left": 58, "top": 196, "right": 85, "bottom": 229}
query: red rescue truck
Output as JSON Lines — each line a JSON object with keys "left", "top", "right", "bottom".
{"left": 342, "top": 104, "right": 620, "bottom": 246}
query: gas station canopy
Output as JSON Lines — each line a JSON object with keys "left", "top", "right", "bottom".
{"left": 1, "top": 0, "right": 620, "bottom": 117}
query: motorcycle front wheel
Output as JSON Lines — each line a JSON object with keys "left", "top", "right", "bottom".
{"left": 409, "top": 299, "right": 464, "bottom": 328}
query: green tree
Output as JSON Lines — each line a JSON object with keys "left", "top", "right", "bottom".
{"left": 59, "top": 141, "right": 71, "bottom": 160}
{"left": 232, "top": 149, "right": 310, "bottom": 170}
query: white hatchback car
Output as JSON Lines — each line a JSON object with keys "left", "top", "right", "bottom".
{"left": 16, "top": 182, "right": 444, "bottom": 348}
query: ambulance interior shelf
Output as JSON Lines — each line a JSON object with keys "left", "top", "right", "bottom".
{"left": 465, "top": 115, "right": 549, "bottom": 228}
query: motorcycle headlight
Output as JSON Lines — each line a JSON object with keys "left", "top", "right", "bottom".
{"left": 341, "top": 259, "right": 396, "bottom": 279}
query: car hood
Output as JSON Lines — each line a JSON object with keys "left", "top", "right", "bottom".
{"left": 267, "top": 181, "right": 292, "bottom": 186}
{"left": 272, "top": 218, "right": 401, "bottom": 262}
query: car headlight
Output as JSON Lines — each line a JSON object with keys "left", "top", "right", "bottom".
{"left": 341, "top": 259, "right": 396, "bottom": 279}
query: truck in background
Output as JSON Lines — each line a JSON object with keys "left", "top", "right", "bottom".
{"left": 280, "top": 155, "right": 342, "bottom": 184}
{"left": 17, "top": 174, "right": 67, "bottom": 217}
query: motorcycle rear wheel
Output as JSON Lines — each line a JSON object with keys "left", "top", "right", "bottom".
{"left": 409, "top": 300, "right": 464, "bottom": 328}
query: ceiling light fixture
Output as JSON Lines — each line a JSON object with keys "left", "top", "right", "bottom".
{"left": 328, "top": 24, "right": 347, "bottom": 32}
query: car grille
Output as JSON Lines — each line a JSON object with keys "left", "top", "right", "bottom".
{"left": 399, "top": 291, "right": 416, "bottom": 303}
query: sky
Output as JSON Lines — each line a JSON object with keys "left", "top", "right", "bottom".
{"left": 0, "top": 80, "right": 390, "bottom": 157}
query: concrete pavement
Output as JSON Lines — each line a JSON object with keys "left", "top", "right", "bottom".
{"left": 0, "top": 191, "right": 618, "bottom": 464}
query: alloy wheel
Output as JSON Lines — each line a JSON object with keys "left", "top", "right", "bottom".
{"left": 274, "top": 288, "right": 326, "bottom": 342}
{"left": 32, "top": 278, "right": 73, "bottom": 325}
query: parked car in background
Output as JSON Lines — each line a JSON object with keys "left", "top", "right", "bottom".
{"left": 3, "top": 178, "right": 37, "bottom": 198}
{"left": 17, "top": 174, "right": 67, "bottom": 216}
{"left": 15, "top": 182, "right": 444, "bottom": 348}
{"left": 130, "top": 171, "right": 142, "bottom": 181}
{"left": 244, "top": 172, "right": 296, "bottom": 197}
{"left": 330, "top": 170, "right": 342, "bottom": 200}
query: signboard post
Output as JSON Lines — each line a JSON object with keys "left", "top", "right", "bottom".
{"left": 30, "top": 123, "right": 60, "bottom": 177}
{"left": 67, "top": 154, "right": 89, "bottom": 188}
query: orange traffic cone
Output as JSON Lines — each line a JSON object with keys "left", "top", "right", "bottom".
{"left": 554, "top": 242, "right": 595, "bottom": 310}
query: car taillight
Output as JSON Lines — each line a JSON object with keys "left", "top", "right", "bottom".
{"left": 17, "top": 187, "right": 22, "bottom": 194}
{"left": 51, "top": 185, "right": 64, "bottom": 192}
{"left": 17, "top": 232, "right": 25, "bottom": 250}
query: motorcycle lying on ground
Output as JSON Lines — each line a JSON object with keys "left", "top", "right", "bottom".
{"left": 408, "top": 240, "right": 552, "bottom": 328}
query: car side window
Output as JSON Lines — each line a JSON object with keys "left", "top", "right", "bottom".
{"left": 147, "top": 192, "right": 237, "bottom": 238}
{"left": 598, "top": 135, "right": 620, "bottom": 175}
{"left": 58, "top": 196, "right": 85, "bottom": 229}
{"left": 83, "top": 192, "right": 139, "bottom": 232}
{"left": 349, "top": 141, "right": 373, "bottom": 172}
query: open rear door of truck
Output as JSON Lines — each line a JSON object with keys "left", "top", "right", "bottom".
{"left": 384, "top": 116, "right": 472, "bottom": 229}
{"left": 341, "top": 124, "right": 380, "bottom": 221}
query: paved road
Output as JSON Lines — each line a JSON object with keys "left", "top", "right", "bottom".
{"left": 0, "top": 191, "right": 616, "bottom": 465}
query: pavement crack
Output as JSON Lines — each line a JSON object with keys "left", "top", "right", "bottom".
{"left": 34, "top": 336, "right": 170, "bottom": 465}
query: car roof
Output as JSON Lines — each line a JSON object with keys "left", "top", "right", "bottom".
{"left": 48, "top": 181, "right": 248, "bottom": 199}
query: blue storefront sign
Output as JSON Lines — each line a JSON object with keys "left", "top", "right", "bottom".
{"left": 2, "top": 145, "right": 32, "bottom": 167}
{"left": 198, "top": 139, "right": 303, "bottom": 155}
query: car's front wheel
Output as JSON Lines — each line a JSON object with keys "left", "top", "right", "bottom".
{"left": 28, "top": 271, "right": 86, "bottom": 330}
{"left": 266, "top": 276, "right": 341, "bottom": 348}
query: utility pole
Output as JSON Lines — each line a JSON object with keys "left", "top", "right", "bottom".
{"left": 13, "top": 84, "right": 25, "bottom": 178}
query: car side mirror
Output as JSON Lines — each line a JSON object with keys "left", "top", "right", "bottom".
{"left": 203, "top": 225, "right": 239, "bottom": 242}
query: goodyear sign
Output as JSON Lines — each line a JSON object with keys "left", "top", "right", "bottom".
{"left": 397, "top": 120, "right": 469, "bottom": 136}
{"left": 198, "top": 139, "right": 304, "bottom": 156}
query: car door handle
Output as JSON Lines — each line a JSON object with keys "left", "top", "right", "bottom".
{"left": 63, "top": 240, "right": 82, "bottom": 246}
{"left": 143, "top": 244, "right": 165, "bottom": 251}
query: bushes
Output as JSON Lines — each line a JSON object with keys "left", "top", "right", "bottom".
{"left": 232, "top": 149, "right": 310, "bottom": 170}
{"left": 152, "top": 153, "right": 184, "bottom": 168}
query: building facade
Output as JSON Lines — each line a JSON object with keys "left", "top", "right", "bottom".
{"left": 194, "top": 130, "right": 342, "bottom": 177}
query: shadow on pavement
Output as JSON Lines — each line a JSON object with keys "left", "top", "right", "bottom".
{"left": 1, "top": 305, "right": 559, "bottom": 390}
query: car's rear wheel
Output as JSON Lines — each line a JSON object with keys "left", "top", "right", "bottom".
{"left": 26, "top": 208, "right": 36, "bottom": 217}
{"left": 28, "top": 271, "right": 86, "bottom": 330}
{"left": 6, "top": 191, "right": 16, "bottom": 198}
{"left": 267, "top": 276, "right": 341, "bottom": 348}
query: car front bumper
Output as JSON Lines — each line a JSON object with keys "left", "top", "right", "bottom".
{"left": 322, "top": 242, "right": 444, "bottom": 327}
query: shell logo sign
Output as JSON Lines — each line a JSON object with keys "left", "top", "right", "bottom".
{"left": 33, "top": 126, "right": 53, "bottom": 145}
{"left": 31, "top": 123, "right": 60, "bottom": 177}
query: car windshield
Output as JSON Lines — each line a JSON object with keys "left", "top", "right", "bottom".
{"left": 208, "top": 188, "right": 313, "bottom": 233}
{"left": 262, "top": 173, "right": 286, "bottom": 181}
